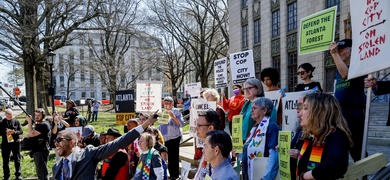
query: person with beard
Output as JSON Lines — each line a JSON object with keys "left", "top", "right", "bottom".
{"left": 26, "top": 108, "right": 51, "bottom": 180}
{"left": 52, "top": 111, "right": 158, "bottom": 180}
{"left": 63, "top": 100, "right": 79, "bottom": 127}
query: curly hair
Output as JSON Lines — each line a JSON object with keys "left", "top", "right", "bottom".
{"left": 260, "top": 67, "right": 280, "bottom": 86}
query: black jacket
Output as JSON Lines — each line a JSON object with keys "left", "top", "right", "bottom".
{"left": 0, "top": 118, "right": 23, "bottom": 144}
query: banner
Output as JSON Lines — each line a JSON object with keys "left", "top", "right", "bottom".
{"left": 278, "top": 131, "right": 292, "bottom": 180}
{"left": 185, "top": 82, "right": 202, "bottom": 98}
{"left": 214, "top": 58, "right": 228, "bottom": 88}
{"left": 281, "top": 92, "right": 304, "bottom": 136}
{"left": 264, "top": 91, "right": 281, "bottom": 112}
{"left": 136, "top": 81, "right": 162, "bottom": 113}
{"left": 189, "top": 98, "right": 217, "bottom": 148}
{"left": 299, "top": 6, "right": 337, "bottom": 55}
{"left": 229, "top": 50, "right": 255, "bottom": 84}
{"left": 232, "top": 115, "right": 243, "bottom": 153}
{"left": 115, "top": 90, "right": 136, "bottom": 125}
{"left": 348, "top": 0, "right": 390, "bottom": 79}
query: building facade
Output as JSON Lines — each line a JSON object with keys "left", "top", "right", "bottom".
{"left": 229, "top": 0, "right": 353, "bottom": 92}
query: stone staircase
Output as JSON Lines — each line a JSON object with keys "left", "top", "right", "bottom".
{"left": 368, "top": 102, "right": 390, "bottom": 146}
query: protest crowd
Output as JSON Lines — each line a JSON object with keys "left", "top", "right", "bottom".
{"left": 0, "top": 36, "right": 388, "bottom": 180}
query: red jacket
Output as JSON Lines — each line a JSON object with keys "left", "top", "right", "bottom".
{"left": 222, "top": 94, "right": 245, "bottom": 121}
{"left": 101, "top": 148, "right": 129, "bottom": 180}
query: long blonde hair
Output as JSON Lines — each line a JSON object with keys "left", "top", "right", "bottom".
{"left": 301, "top": 93, "right": 353, "bottom": 147}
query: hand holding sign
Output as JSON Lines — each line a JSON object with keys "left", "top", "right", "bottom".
{"left": 158, "top": 110, "right": 170, "bottom": 124}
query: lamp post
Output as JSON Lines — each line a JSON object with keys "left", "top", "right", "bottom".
{"left": 47, "top": 48, "right": 56, "bottom": 114}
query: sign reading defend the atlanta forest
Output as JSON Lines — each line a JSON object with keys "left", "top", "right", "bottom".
{"left": 299, "top": 6, "right": 337, "bottom": 55}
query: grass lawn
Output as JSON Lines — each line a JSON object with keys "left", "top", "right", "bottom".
{"left": 0, "top": 105, "right": 189, "bottom": 179}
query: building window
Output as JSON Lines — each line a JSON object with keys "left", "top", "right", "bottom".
{"left": 102, "top": 92, "right": 107, "bottom": 100}
{"left": 242, "top": 0, "right": 248, "bottom": 8}
{"left": 287, "top": 51, "right": 298, "bottom": 92}
{"left": 80, "top": 49, "right": 84, "bottom": 60}
{"left": 254, "top": 19, "right": 261, "bottom": 44}
{"left": 242, "top": 25, "right": 248, "bottom": 48}
{"left": 60, "top": 76, "right": 64, "bottom": 87}
{"left": 80, "top": 72, "right": 85, "bottom": 82}
{"left": 326, "top": 0, "right": 340, "bottom": 11}
{"left": 287, "top": 1, "right": 297, "bottom": 31}
{"left": 81, "top": 92, "right": 86, "bottom": 98}
{"left": 90, "top": 92, "right": 95, "bottom": 98}
{"left": 272, "top": 10, "right": 280, "bottom": 37}
{"left": 255, "top": 60, "right": 262, "bottom": 80}
{"left": 90, "top": 75, "right": 94, "bottom": 85}
{"left": 272, "top": 56, "right": 281, "bottom": 74}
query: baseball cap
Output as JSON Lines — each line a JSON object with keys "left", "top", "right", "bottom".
{"left": 82, "top": 125, "right": 94, "bottom": 137}
{"left": 337, "top": 39, "right": 352, "bottom": 49}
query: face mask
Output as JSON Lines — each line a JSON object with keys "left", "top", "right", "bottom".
{"left": 233, "top": 89, "right": 240, "bottom": 95}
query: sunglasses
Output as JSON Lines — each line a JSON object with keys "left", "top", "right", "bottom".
{"left": 296, "top": 71, "right": 306, "bottom": 75}
{"left": 54, "top": 138, "right": 72, "bottom": 143}
{"left": 243, "top": 86, "right": 255, "bottom": 91}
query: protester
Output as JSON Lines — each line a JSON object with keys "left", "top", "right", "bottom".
{"left": 147, "top": 126, "right": 168, "bottom": 163}
{"left": 295, "top": 63, "right": 323, "bottom": 92}
{"left": 182, "top": 96, "right": 191, "bottom": 121}
{"left": 79, "top": 125, "right": 100, "bottom": 148}
{"left": 63, "top": 100, "right": 79, "bottom": 127}
{"left": 126, "top": 119, "right": 140, "bottom": 179}
{"left": 100, "top": 128, "right": 129, "bottom": 180}
{"left": 241, "top": 97, "right": 279, "bottom": 180}
{"left": 204, "top": 130, "right": 239, "bottom": 180}
{"left": 133, "top": 132, "right": 165, "bottom": 180}
{"left": 26, "top": 109, "right": 51, "bottom": 180}
{"left": 297, "top": 92, "right": 353, "bottom": 179}
{"left": 87, "top": 100, "right": 92, "bottom": 122}
{"left": 203, "top": 88, "right": 226, "bottom": 130}
{"left": 92, "top": 100, "right": 100, "bottom": 122}
{"left": 50, "top": 111, "right": 70, "bottom": 161}
{"left": 52, "top": 111, "right": 158, "bottom": 180}
{"left": 221, "top": 84, "right": 245, "bottom": 134}
{"left": 329, "top": 39, "right": 367, "bottom": 162}
{"left": 194, "top": 109, "right": 220, "bottom": 180}
{"left": 365, "top": 77, "right": 390, "bottom": 126}
{"left": 158, "top": 96, "right": 184, "bottom": 180}
{"left": 139, "top": 113, "right": 165, "bottom": 145}
{"left": 240, "top": 78, "right": 264, "bottom": 143}
{"left": 0, "top": 109, "right": 23, "bottom": 180}
{"left": 99, "top": 131, "right": 107, "bottom": 145}
{"left": 261, "top": 67, "right": 281, "bottom": 91}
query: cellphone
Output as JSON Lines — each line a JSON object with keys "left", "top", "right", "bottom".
{"left": 154, "top": 114, "right": 159, "bottom": 118}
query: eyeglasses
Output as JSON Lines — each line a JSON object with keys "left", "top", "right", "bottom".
{"left": 243, "top": 86, "right": 255, "bottom": 91}
{"left": 297, "top": 71, "right": 306, "bottom": 75}
{"left": 54, "top": 138, "right": 72, "bottom": 143}
{"left": 196, "top": 124, "right": 211, "bottom": 128}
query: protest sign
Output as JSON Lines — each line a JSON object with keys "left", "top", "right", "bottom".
{"left": 264, "top": 91, "right": 281, "bottom": 111}
{"left": 115, "top": 90, "right": 136, "bottom": 125}
{"left": 185, "top": 82, "right": 202, "bottom": 98}
{"left": 232, "top": 115, "right": 243, "bottom": 153}
{"left": 136, "top": 81, "right": 162, "bottom": 113}
{"left": 278, "top": 131, "right": 292, "bottom": 180}
{"left": 66, "top": 127, "right": 83, "bottom": 142}
{"left": 189, "top": 98, "right": 217, "bottom": 147}
{"left": 348, "top": 0, "right": 390, "bottom": 79}
{"left": 299, "top": 6, "right": 337, "bottom": 55}
{"left": 282, "top": 92, "right": 304, "bottom": 136}
{"left": 158, "top": 110, "right": 170, "bottom": 124}
{"left": 214, "top": 58, "right": 228, "bottom": 88}
{"left": 229, "top": 50, "right": 255, "bottom": 84}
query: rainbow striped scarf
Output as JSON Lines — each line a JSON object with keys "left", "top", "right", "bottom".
{"left": 141, "top": 149, "right": 153, "bottom": 180}
{"left": 297, "top": 139, "right": 324, "bottom": 175}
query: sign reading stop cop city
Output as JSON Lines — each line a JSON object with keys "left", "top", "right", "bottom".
{"left": 229, "top": 50, "right": 255, "bottom": 84}
{"left": 299, "top": 6, "right": 337, "bottom": 55}
{"left": 115, "top": 90, "right": 135, "bottom": 125}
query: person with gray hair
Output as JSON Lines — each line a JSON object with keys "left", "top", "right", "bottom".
{"left": 158, "top": 96, "right": 184, "bottom": 179}
{"left": 240, "top": 78, "right": 265, "bottom": 143}
{"left": 241, "top": 97, "right": 279, "bottom": 180}
{"left": 203, "top": 88, "right": 226, "bottom": 130}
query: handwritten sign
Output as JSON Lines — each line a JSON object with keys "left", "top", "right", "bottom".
{"left": 189, "top": 98, "right": 217, "bottom": 148}
{"left": 278, "top": 131, "right": 292, "bottom": 180}
{"left": 158, "top": 110, "right": 170, "bottom": 124}
{"left": 232, "top": 115, "right": 243, "bottom": 153}
{"left": 264, "top": 91, "right": 281, "bottom": 111}
{"left": 349, "top": 0, "right": 390, "bottom": 79}
{"left": 116, "top": 113, "right": 136, "bottom": 125}
{"left": 299, "top": 6, "right": 337, "bottom": 55}
{"left": 214, "top": 58, "right": 228, "bottom": 88}
{"left": 229, "top": 50, "right": 255, "bottom": 84}
{"left": 281, "top": 92, "right": 304, "bottom": 135}
{"left": 185, "top": 82, "right": 202, "bottom": 98}
{"left": 136, "top": 81, "right": 162, "bottom": 112}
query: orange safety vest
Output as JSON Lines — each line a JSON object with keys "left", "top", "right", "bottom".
{"left": 101, "top": 148, "right": 129, "bottom": 180}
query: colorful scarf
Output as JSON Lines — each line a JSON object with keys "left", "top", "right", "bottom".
{"left": 297, "top": 139, "right": 325, "bottom": 176}
{"left": 136, "top": 149, "right": 153, "bottom": 180}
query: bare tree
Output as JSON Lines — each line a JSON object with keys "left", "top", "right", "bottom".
{"left": 0, "top": 0, "right": 100, "bottom": 115}
{"left": 148, "top": 0, "right": 229, "bottom": 87}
